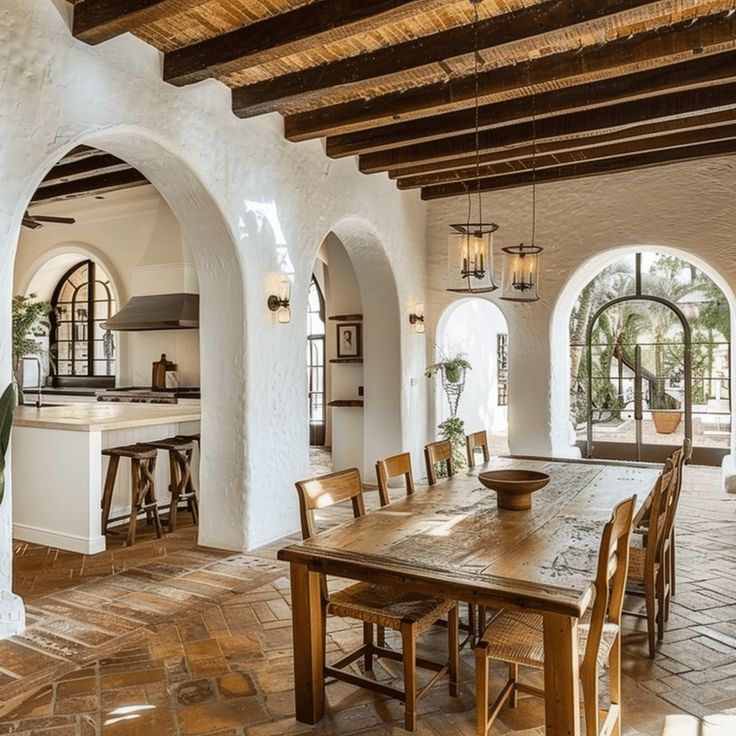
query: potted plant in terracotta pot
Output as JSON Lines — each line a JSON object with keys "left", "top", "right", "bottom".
{"left": 425, "top": 351, "right": 472, "bottom": 471}
{"left": 12, "top": 294, "right": 51, "bottom": 404}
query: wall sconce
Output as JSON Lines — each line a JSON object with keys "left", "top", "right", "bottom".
{"left": 267, "top": 276, "right": 292, "bottom": 324}
{"left": 409, "top": 304, "right": 425, "bottom": 334}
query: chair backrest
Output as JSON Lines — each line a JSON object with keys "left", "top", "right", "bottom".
{"left": 294, "top": 467, "right": 365, "bottom": 540}
{"left": 424, "top": 440, "right": 454, "bottom": 485}
{"left": 682, "top": 437, "right": 693, "bottom": 464}
{"left": 465, "top": 430, "right": 490, "bottom": 468}
{"left": 582, "top": 494, "right": 637, "bottom": 674}
{"left": 662, "top": 448, "right": 685, "bottom": 550}
{"left": 375, "top": 452, "right": 415, "bottom": 507}
{"left": 644, "top": 465, "right": 675, "bottom": 573}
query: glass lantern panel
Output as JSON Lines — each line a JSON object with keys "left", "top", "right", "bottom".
{"left": 447, "top": 231, "right": 497, "bottom": 293}
{"left": 501, "top": 250, "right": 540, "bottom": 302}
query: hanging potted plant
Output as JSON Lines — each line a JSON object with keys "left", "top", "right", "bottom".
{"left": 11, "top": 294, "right": 51, "bottom": 404}
{"left": 425, "top": 351, "right": 472, "bottom": 470}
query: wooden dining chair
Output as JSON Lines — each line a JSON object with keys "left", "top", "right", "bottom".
{"left": 466, "top": 430, "right": 490, "bottom": 468}
{"left": 424, "top": 440, "right": 454, "bottom": 485}
{"left": 294, "top": 467, "right": 459, "bottom": 731}
{"left": 375, "top": 451, "right": 415, "bottom": 507}
{"left": 668, "top": 438, "right": 691, "bottom": 599}
{"left": 625, "top": 465, "right": 675, "bottom": 658}
{"left": 475, "top": 495, "right": 637, "bottom": 736}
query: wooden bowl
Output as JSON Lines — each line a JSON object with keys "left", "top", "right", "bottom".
{"left": 478, "top": 469, "right": 550, "bottom": 510}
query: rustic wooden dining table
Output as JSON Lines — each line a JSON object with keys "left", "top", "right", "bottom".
{"left": 277, "top": 456, "right": 659, "bottom": 735}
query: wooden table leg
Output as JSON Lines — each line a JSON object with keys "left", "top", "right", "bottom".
{"left": 543, "top": 613, "right": 581, "bottom": 736}
{"left": 289, "top": 562, "right": 325, "bottom": 724}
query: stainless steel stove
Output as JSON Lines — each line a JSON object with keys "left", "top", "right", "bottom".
{"left": 96, "top": 386, "right": 200, "bottom": 403}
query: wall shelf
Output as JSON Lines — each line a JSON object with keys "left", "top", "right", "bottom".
{"left": 330, "top": 358, "right": 363, "bottom": 364}
{"left": 329, "top": 314, "right": 363, "bottom": 321}
{"left": 328, "top": 400, "right": 364, "bottom": 407}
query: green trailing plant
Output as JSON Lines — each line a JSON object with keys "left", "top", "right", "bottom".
{"left": 0, "top": 383, "right": 16, "bottom": 506}
{"left": 426, "top": 349, "right": 472, "bottom": 473}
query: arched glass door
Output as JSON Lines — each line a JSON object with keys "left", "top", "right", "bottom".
{"left": 571, "top": 252, "right": 731, "bottom": 465}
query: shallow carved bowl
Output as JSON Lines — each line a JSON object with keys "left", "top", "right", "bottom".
{"left": 478, "top": 469, "right": 551, "bottom": 511}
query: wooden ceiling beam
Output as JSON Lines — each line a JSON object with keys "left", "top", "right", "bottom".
{"left": 389, "top": 108, "right": 736, "bottom": 180}
{"left": 359, "top": 81, "right": 736, "bottom": 174}
{"left": 73, "top": 0, "right": 210, "bottom": 45}
{"left": 41, "top": 153, "right": 131, "bottom": 185}
{"left": 326, "top": 52, "right": 736, "bottom": 157}
{"left": 397, "top": 119, "right": 736, "bottom": 189}
{"left": 31, "top": 169, "right": 149, "bottom": 204}
{"left": 164, "top": 0, "right": 450, "bottom": 87}
{"left": 231, "top": 0, "right": 660, "bottom": 118}
{"left": 284, "top": 10, "right": 736, "bottom": 141}
{"left": 420, "top": 138, "right": 736, "bottom": 200}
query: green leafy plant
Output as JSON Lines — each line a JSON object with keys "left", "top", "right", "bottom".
{"left": 426, "top": 349, "right": 472, "bottom": 472}
{"left": 0, "top": 383, "right": 16, "bottom": 506}
{"left": 12, "top": 293, "right": 51, "bottom": 377}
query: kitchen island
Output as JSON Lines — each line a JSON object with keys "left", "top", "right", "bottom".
{"left": 12, "top": 403, "right": 200, "bottom": 554}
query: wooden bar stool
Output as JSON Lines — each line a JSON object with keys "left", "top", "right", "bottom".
{"left": 144, "top": 436, "right": 199, "bottom": 531}
{"left": 101, "top": 444, "right": 163, "bottom": 547}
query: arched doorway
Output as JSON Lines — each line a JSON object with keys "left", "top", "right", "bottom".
{"left": 306, "top": 221, "right": 402, "bottom": 479}
{"left": 436, "top": 298, "right": 510, "bottom": 455}
{"left": 570, "top": 251, "right": 730, "bottom": 465}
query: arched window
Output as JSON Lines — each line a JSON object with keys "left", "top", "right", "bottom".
{"left": 50, "top": 260, "right": 116, "bottom": 386}
{"left": 307, "top": 276, "right": 326, "bottom": 445}
{"left": 570, "top": 251, "right": 730, "bottom": 464}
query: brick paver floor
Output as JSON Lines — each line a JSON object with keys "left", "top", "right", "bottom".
{"left": 1, "top": 462, "right": 735, "bottom": 734}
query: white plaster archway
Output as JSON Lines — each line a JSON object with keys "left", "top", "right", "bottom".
{"left": 305, "top": 217, "right": 403, "bottom": 478}
{"left": 550, "top": 244, "right": 736, "bottom": 464}
{"left": 3, "top": 129, "right": 249, "bottom": 562}
{"left": 435, "top": 298, "right": 510, "bottom": 449}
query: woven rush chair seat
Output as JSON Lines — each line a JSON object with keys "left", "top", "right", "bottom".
{"left": 480, "top": 610, "right": 619, "bottom": 671}
{"left": 627, "top": 546, "right": 646, "bottom": 583}
{"left": 328, "top": 582, "right": 454, "bottom": 630}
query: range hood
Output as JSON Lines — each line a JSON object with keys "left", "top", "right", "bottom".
{"left": 102, "top": 293, "right": 199, "bottom": 331}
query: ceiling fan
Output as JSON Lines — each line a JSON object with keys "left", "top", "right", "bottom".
{"left": 22, "top": 210, "right": 76, "bottom": 230}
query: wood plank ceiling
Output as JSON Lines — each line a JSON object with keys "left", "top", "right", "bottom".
{"left": 64, "top": 0, "right": 736, "bottom": 200}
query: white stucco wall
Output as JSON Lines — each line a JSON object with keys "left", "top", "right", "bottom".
{"left": 0, "top": 0, "right": 428, "bottom": 635}
{"left": 426, "top": 157, "right": 736, "bottom": 460}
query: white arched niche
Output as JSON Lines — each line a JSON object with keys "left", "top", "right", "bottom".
{"left": 551, "top": 244, "right": 736, "bottom": 484}
{"left": 435, "top": 298, "right": 509, "bottom": 452}
{"left": 310, "top": 218, "right": 403, "bottom": 479}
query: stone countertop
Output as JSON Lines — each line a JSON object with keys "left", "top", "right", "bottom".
{"left": 13, "top": 403, "right": 201, "bottom": 432}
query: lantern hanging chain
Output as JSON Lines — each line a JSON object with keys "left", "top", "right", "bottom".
{"left": 472, "top": 0, "right": 482, "bottom": 229}
{"left": 531, "top": 81, "right": 537, "bottom": 249}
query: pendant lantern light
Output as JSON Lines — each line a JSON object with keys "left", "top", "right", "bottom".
{"left": 447, "top": 0, "right": 498, "bottom": 294}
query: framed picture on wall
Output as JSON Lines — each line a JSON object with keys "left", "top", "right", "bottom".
{"left": 336, "top": 323, "right": 362, "bottom": 358}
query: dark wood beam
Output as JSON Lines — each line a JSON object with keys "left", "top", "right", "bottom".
{"left": 164, "top": 0, "right": 450, "bottom": 87}
{"left": 398, "top": 121, "right": 736, "bottom": 189}
{"left": 389, "top": 109, "right": 736, "bottom": 180}
{"left": 41, "top": 153, "right": 131, "bottom": 185}
{"left": 231, "top": 0, "right": 659, "bottom": 118}
{"left": 359, "top": 82, "right": 736, "bottom": 174}
{"left": 73, "top": 0, "right": 209, "bottom": 45}
{"left": 31, "top": 169, "right": 149, "bottom": 204}
{"left": 284, "top": 10, "right": 736, "bottom": 141}
{"left": 420, "top": 138, "right": 736, "bottom": 200}
{"left": 326, "top": 52, "right": 736, "bottom": 158}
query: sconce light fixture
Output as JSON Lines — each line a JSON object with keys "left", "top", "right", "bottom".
{"left": 409, "top": 304, "right": 425, "bottom": 334}
{"left": 267, "top": 276, "right": 292, "bottom": 324}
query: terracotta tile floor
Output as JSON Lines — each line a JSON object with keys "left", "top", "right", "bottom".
{"left": 2, "top": 463, "right": 735, "bottom": 735}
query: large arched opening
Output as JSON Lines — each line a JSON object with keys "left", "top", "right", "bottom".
{"left": 552, "top": 246, "right": 736, "bottom": 467}
{"left": 1, "top": 130, "right": 246, "bottom": 634}
{"left": 302, "top": 218, "right": 403, "bottom": 481}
